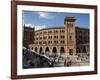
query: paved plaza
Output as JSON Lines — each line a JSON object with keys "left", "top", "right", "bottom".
{"left": 23, "top": 48, "right": 90, "bottom": 68}
{"left": 50, "top": 54, "right": 89, "bottom": 67}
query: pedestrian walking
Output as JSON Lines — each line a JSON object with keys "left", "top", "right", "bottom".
{"left": 64, "top": 59, "right": 67, "bottom": 66}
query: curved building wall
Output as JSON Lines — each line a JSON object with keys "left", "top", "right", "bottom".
{"left": 29, "top": 27, "right": 67, "bottom": 56}
{"left": 29, "top": 17, "right": 89, "bottom": 56}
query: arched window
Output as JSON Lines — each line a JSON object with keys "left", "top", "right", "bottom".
{"left": 69, "top": 36, "right": 72, "bottom": 40}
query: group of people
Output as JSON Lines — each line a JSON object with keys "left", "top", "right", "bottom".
{"left": 64, "top": 57, "right": 72, "bottom": 66}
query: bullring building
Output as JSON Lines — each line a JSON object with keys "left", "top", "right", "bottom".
{"left": 26, "top": 16, "right": 89, "bottom": 56}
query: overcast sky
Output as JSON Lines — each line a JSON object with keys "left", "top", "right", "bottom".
{"left": 22, "top": 11, "right": 90, "bottom": 30}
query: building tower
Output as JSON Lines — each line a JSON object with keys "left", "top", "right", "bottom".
{"left": 64, "top": 16, "right": 76, "bottom": 55}
{"left": 23, "top": 25, "right": 34, "bottom": 48}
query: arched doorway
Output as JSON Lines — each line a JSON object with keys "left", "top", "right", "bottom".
{"left": 52, "top": 47, "right": 57, "bottom": 54}
{"left": 60, "top": 47, "right": 65, "bottom": 54}
{"left": 31, "top": 47, "right": 33, "bottom": 50}
{"left": 35, "top": 47, "right": 37, "bottom": 52}
{"left": 69, "top": 49, "right": 73, "bottom": 55}
{"left": 76, "top": 47, "right": 81, "bottom": 53}
{"left": 83, "top": 46, "right": 86, "bottom": 53}
{"left": 45, "top": 47, "right": 49, "bottom": 54}
{"left": 39, "top": 47, "right": 43, "bottom": 54}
